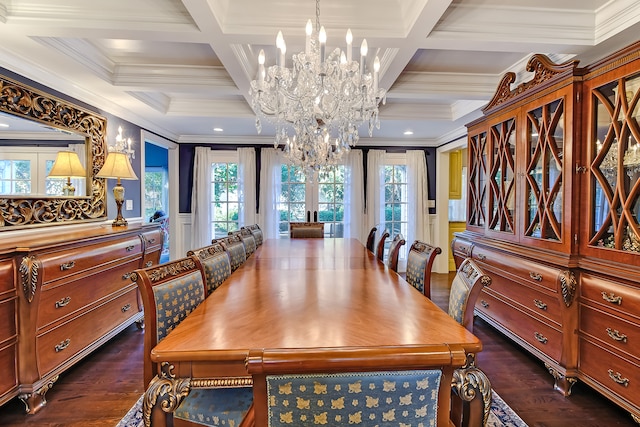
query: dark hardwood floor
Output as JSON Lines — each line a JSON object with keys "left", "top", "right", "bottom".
{"left": 0, "top": 272, "right": 637, "bottom": 426}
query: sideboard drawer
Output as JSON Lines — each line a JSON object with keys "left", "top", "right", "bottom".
{"left": 580, "top": 304, "right": 640, "bottom": 361}
{"left": 36, "top": 288, "right": 140, "bottom": 376}
{"left": 477, "top": 289, "right": 563, "bottom": 362}
{"left": 484, "top": 272, "right": 562, "bottom": 325}
{"left": 472, "top": 247, "right": 561, "bottom": 292}
{"left": 37, "top": 259, "right": 140, "bottom": 330}
{"left": 452, "top": 237, "right": 473, "bottom": 259}
{"left": 0, "top": 341, "right": 17, "bottom": 399}
{"left": 38, "top": 236, "right": 142, "bottom": 284}
{"left": 0, "top": 297, "right": 16, "bottom": 345}
{"left": 141, "top": 229, "right": 163, "bottom": 252}
{"left": 580, "top": 339, "right": 640, "bottom": 405}
{"left": 0, "top": 259, "right": 14, "bottom": 295}
{"left": 581, "top": 274, "right": 640, "bottom": 321}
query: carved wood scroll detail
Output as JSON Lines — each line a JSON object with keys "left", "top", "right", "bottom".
{"left": 560, "top": 270, "right": 577, "bottom": 307}
{"left": 483, "top": 54, "right": 580, "bottom": 113}
{"left": 0, "top": 76, "right": 108, "bottom": 228}
{"left": 130, "top": 258, "right": 197, "bottom": 284}
{"left": 19, "top": 255, "right": 40, "bottom": 303}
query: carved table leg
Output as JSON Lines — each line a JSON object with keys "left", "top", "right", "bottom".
{"left": 544, "top": 363, "right": 577, "bottom": 396}
{"left": 143, "top": 365, "right": 191, "bottom": 427}
{"left": 18, "top": 375, "right": 59, "bottom": 414}
{"left": 452, "top": 354, "right": 492, "bottom": 427}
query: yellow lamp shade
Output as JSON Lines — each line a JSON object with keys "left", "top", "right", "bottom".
{"left": 96, "top": 152, "right": 138, "bottom": 180}
{"left": 48, "top": 151, "right": 86, "bottom": 178}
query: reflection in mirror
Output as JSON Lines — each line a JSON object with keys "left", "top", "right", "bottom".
{"left": 0, "top": 74, "right": 108, "bottom": 229}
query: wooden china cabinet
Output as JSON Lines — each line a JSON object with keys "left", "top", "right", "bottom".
{"left": 454, "top": 42, "right": 640, "bottom": 423}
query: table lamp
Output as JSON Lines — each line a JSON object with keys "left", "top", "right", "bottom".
{"left": 96, "top": 151, "right": 138, "bottom": 227}
{"left": 47, "top": 151, "right": 86, "bottom": 196}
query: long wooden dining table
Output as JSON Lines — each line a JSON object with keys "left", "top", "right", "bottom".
{"left": 143, "top": 238, "right": 489, "bottom": 426}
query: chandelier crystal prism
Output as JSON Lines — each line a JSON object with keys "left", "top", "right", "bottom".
{"left": 249, "top": 0, "right": 386, "bottom": 179}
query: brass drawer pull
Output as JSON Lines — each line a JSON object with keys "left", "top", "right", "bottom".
{"left": 145, "top": 261, "right": 153, "bottom": 267}
{"left": 601, "top": 292, "right": 622, "bottom": 305}
{"left": 607, "top": 369, "right": 629, "bottom": 387}
{"left": 606, "top": 328, "right": 628, "bottom": 343}
{"left": 147, "top": 238, "right": 157, "bottom": 244}
{"left": 122, "top": 304, "right": 131, "bottom": 313}
{"left": 533, "top": 299, "right": 547, "bottom": 310}
{"left": 122, "top": 272, "right": 132, "bottom": 280}
{"left": 55, "top": 339, "right": 71, "bottom": 352}
{"left": 480, "top": 300, "right": 489, "bottom": 308}
{"left": 529, "top": 272, "right": 542, "bottom": 282}
{"left": 60, "top": 261, "right": 75, "bottom": 271}
{"left": 476, "top": 253, "right": 486, "bottom": 261}
{"left": 55, "top": 296, "right": 71, "bottom": 308}
{"left": 534, "top": 332, "right": 548, "bottom": 344}
{"left": 126, "top": 245, "right": 136, "bottom": 252}
{"left": 458, "top": 246, "right": 468, "bottom": 255}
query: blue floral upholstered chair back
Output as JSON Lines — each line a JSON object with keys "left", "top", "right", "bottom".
{"left": 386, "top": 233, "right": 406, "bottom": 273}
{"left": 405, "top": 240, "right": 442, "bottom": 299}
{"left": 448, "top": 258, "right": 491, "bottom": 333}
{"left": 188, "top": 242, "right": 232, "bottom": 295}
{"left": 375, "top": 229, "right": 390, "bottom": 262}
{"left": 132, "top": 257, "right": 254, "bottom": 427}
{"left": 245, "top": 223, "right": 264, "bottom": 246}
{"left": 235, "top": 228, "right": 257, "bottom": 256}
{"left": 217, "top": 234, "right": 247, "bottom": 272}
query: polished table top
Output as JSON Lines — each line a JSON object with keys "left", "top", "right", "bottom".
{"left": 150, "top": 238, "right": 482, "bottom": 371}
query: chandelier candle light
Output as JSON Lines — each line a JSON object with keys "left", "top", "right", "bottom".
{"left": 249, "top": 0, "right": 386, "bottom": 179}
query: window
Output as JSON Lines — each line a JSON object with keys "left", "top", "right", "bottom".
{"left": 277, "top": 164, "right": 346, "bottom": 238}
{"left": 144, "top": 167, "right": 168, "bottom": 221}
{"left": 383, "top": 157, "right": 409, "bottom": 260}
{"left": 0, "top": 149, "right": 63, "bottom": 195}
{"left": 211, "top": 153, "right": 240, "bottom": 239}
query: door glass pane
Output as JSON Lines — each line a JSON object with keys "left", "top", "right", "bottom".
{"left": 468, "top": 132, "right": 487, "bottom": 227}
{"left": 317, "top": 165, "right": 345, "bottom": 237}
{"left": 489, "top": 119, "right": 516, "bottom": 233}
{"left": 211, "top": 162, "right": 239, "bottom": 239}
{"left": 383, "top": 164, "right": 408, "bottom": 260}
{"left": 279, "top": 165, "right": 307, "bottom": 236}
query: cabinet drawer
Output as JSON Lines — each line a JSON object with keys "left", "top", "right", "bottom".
{"left": 483, "top": 272, "right": 562, "bottom": 325}
{"left": 581, "top": 274, "right": 640, "bottom": 321}
{"left": 472, "top": 247, "right": 561, "bottom": 292}
{"left": 38, "top": 236, "right": 142, "bottom": 284}
{"left": 141, "top": 250, "right": 161, "bottom": 269}
{"left": 36, "top": 289, "right": 140, "bottom": 376}
{"left": 580, "top": 304, "right": 640, "bottom": 361}
{"left": 580, "top": 339, "right": 640, "bottom": 405}
{"left": 141, "top": 229, "right": 163, "bottom": 252}
{"left": 452, "top": 238, "right": 473, "bottom": 258}
{"left": 0, "top": 297, "right": 17, "bottom": 344}
{"left": 0, "top": 259, "right": 14, "bottom": 295}
{"left": 0, "top": 341, "right": 17, "bottom": 398}
{"left": 38, "top": 259, "right": 140, "bottom": 330}
{"left": 477, "top": 289, "right": 563, "bottom": 361}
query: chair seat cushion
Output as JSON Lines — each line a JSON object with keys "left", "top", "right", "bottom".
{"left": 175, "top": 387, "right": 253, "bottom": 426}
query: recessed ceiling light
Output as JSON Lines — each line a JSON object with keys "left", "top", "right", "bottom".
{"left": 403, "top": 130, "right": 413, "bottom": 135}
{"left": 213, "top": 127, "right": 223, "bottom": 132}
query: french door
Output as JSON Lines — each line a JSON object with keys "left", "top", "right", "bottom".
{"left": 278, "top": 164, "right": 346, "bottom": 238}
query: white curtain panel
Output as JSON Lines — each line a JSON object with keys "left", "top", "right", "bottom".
{"left": 238, "top": 147, "right": 256, "bottom": 226}
{"left": 366, "top": 149, "right": 386, "bottom": 236}
{"left": 190, "top": 146, "right": 212, "bottom": 248}
{"left": 259, "top": 148, "right": 283, "bottom": 240}
{"left": 406, "top": 149, "right": 430, "bottom": 246}
{"left": 342, "top": 149, "right": 364, "bottom": 242}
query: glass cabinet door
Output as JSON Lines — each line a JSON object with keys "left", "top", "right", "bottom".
{"left": 468, "top": 131, "right": 487, "bottom": 229}
{"left": 589, "top": 72, "right": 640, "bottom": 252}
{"left": 524, "top": 99, "right": 564, "bottom": 240}
{"left": 488, "top": 118, "right": 516, "bottom": 234}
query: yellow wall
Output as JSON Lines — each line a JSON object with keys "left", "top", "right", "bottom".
{"left": 448, "top": 221, "right": 466, "bottom": 271}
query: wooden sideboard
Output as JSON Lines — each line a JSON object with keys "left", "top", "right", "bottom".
{"left": 0, "top": 223, "right": 162, "bottom": 414}
{"left": 457, "top": 41, "right": 640, "bottom": 423}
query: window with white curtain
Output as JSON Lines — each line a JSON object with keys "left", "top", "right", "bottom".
{"left": 0, "top": 148, "right": 62, "bottom": 195}
{"left": 211, "top": 151, "right": 240, "bottom": 239}
{"left": 383, "top": 153, "right": 409, "bottom": 260}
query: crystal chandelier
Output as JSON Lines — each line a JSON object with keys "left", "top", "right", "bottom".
{"left": 249, "top": 0, "right": 386, "bottom": 180}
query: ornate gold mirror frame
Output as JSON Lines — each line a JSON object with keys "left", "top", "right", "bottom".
{"left": 0, "top": 74, "right": 107, "bottom": 229}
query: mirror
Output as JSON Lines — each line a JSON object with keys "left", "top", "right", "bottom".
{"left": 0, "top": 74, "right": 108, "bottom": 229}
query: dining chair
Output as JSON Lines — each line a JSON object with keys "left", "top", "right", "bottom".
{"left": 365, "top": 226, "right": 377, "bottom": 252}
{"left": 187, "top": 242, "right": 232, "bottom": 295}
{"left": 246, "top": 347, "right": 465, "bottom": 427}
{"left": 132, "top": 257, "right": 254, "bottom": 427}
{"left": 387, "top": 233, "right": 406, "bottom": 273}
{"left": 217, "top": 234, "right": 247, "bottom": 272}
{"left": 289, "top": 222, "right": 324, "bottom": 238}
{"left": 375, "top": 229, "right": 390, "bottom": 262}
{"left": 448, "top": 258, "right": 492, "bottom": 427}
{"left": 405, "top": 240, "right": 442, "bottom": 299}
{"left": 230, "top": 228, "right": 257, "bottom": 256}
{"left": 244, "top": 223, "right": 264, "bottom": 245}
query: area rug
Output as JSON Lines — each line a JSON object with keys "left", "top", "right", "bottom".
{"left": 117, "top": 390, "right": 527, "bottom": 427}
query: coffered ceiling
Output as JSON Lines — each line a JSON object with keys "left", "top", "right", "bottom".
{"left": 0, "top": 0, "right": 639, "bottom": 147}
